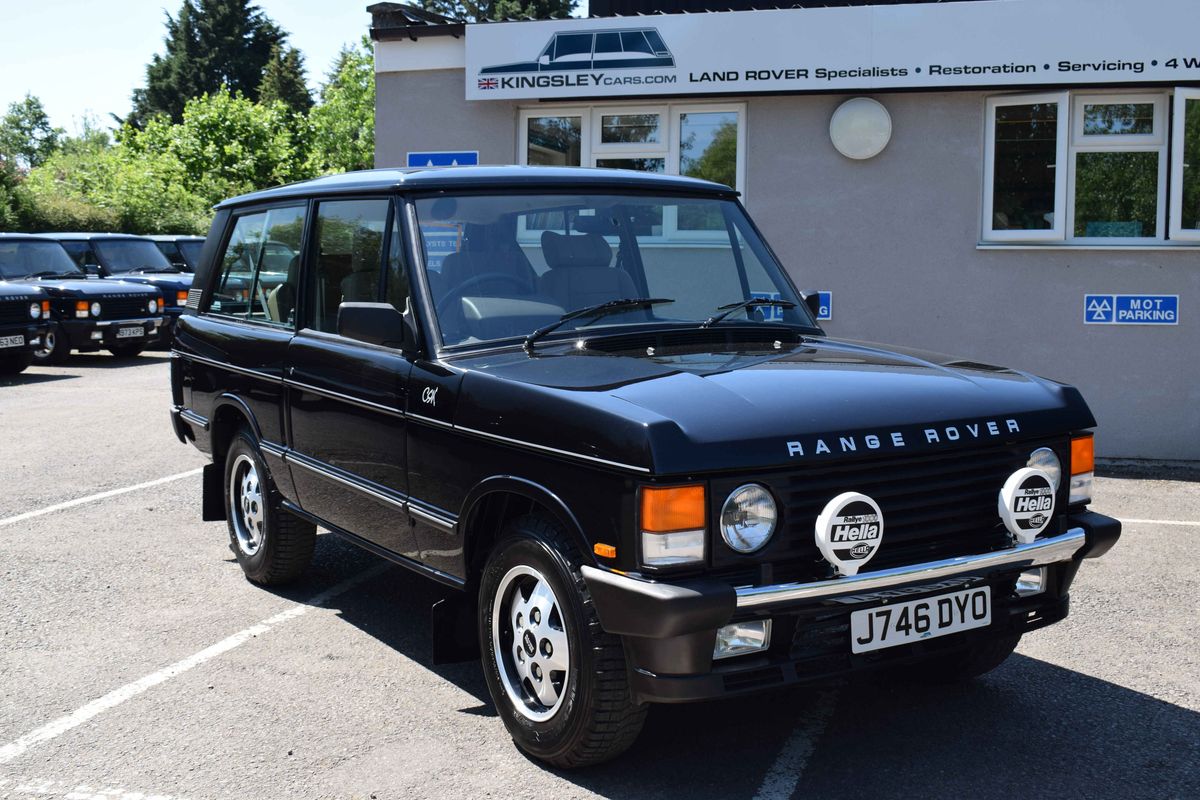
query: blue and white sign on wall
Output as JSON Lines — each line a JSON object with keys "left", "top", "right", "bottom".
{"left": 406, "top": 151, "right": 479, "bottom": 168}
{"left": 1085, "top": 294, "right": 1178, "bottom": 325}
{"left": 751, "top": 290, "right": 832, "bottom": 321}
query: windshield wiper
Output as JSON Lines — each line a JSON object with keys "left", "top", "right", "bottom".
{"left": 524, "top": 297, "right": 675, "bottom": 352}
{"left": 701, "top": 298, "right": 796, "bottom": 328}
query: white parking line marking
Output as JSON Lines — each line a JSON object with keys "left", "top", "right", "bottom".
{"left": 7, "top": 778, "right": 183, "bottom": 800}
{"left": 0, "top": 469, "right": 204, "bottom": 529}
{"left": 752, "top": 689, "right": 838, "bottom": 800}
{"left": 0, "top": 562, "right": 389, "bottom": 765}
{"left": 1118, "top": 517, "right": 1200, "bottom": 527}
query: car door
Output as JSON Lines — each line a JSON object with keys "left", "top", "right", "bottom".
{"left": 181, "top": 203, "right": 306, "bottom": 499}
{"left": 285, "top": 197, "right": 417, "bottom": 558}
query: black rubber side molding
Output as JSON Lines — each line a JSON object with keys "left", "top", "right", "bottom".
{"left": 581, "top": 565, "right": 735, "bottom": 640}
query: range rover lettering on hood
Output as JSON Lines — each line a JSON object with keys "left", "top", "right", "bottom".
{"left": 786, "top": 418, "right": 1021, "bottom": 458}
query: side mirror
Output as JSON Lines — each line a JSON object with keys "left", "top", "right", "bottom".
{"left": 803, "top": 291, "right": 822, "bottom": 319}
{"left": 337, "top": 302, "right": 411, "bottom": 349}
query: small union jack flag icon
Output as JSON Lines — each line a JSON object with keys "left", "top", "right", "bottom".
{"left": 478, "top": 78, "right": 499, "bottom": 90}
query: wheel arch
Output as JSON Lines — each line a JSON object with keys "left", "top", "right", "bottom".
{"left": 209, "top": 393, "right": 262, "bottom": 467}
{"left": 458, "top": 476, "right": 594, "bottom": 586}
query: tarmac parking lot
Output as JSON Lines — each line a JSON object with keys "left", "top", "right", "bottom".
{"left": 1, "top": 353, "right": 1197, "bottom": 800}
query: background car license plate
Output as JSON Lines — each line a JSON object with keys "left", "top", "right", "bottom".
{"left": 0, "top": 334, "right": 24, "bottom": 348}
{"left": 850, "top": 586, "right": 991, "bottom": 654}
{"left": 116, "top": 326, "right": 143, "bottom": 339}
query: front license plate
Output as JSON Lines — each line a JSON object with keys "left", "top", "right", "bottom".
{"left": 0, "top": 334, "right": 24, "bottom": 349}
{"left": 850, "top": 586, "right": 991, "bottom": 654}
{"left": 116, "top": 326, "right": 144, "bottom": 339}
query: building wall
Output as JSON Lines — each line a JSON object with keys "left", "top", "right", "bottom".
{"left": 375, "top": 70, "right": 1199, "bottom": 461}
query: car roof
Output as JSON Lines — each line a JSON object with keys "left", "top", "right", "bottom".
{"left": 218, "top": 166, "right": 736, "bottom": 210}
{"left": 37, "top": 232, "right": 154, "bottom": 242}
{"left": 0, "top": 233, "right": 51, "bottom": 243}
{"left": 144, "top": 234, "right": 205, "bottom": 242}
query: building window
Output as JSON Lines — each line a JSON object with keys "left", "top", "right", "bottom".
{"left": 983, "top": 90, "right": 1197, "bottom": 245}
{"left": 519, "top": 103, "right": 745, "bottom": 195}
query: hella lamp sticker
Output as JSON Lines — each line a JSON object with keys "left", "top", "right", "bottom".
{"left": 815, "top": 492, "right": 884, "bottom": 576}
{"left": 998, "top": 468, "right": 1055, "bottom": 544}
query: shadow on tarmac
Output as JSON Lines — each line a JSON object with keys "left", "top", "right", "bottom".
{"left": 266, "top": 533, "right": 1200, "bottom": 799}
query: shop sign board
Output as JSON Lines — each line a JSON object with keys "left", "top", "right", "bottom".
{"left": 465, "top": 0, "right": 1200, "bottom": 101}
{"left": 1084, "top": 294, "right": 1179, "bottom": 325}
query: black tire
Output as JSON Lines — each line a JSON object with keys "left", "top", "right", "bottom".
{"left": 107, "top": 344, "right": 145, "bottom": 359}
{"left": 223, "top": 428, "right": 316, "bottom": 585}
{"left": 32, "top": 324, "right": 69, "bottom": 366}
{"left": 479, "top": 514, "right": 647, "bottom": 768}
{"left": 0, "top": 353, "right": 32, "bottom": 375}
{"left": 905, "top": 633, "right": 1022, "bottom": 683}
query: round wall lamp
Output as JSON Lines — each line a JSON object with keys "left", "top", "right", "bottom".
{"left": 829, "top": 98, "right": 893, "bottom": 160}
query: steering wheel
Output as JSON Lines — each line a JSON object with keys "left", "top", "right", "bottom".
{"left": 435, "top": 272, "right": 532, "bottom": 317}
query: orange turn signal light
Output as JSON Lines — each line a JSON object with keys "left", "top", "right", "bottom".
{"left": 177, "top": 290, "right": 188, "bottom": 305}
{"left": 1071, "top": 434, "right": 1094, "bottom": 475}
{"left": 75, "top": 300, "right": 89, "bottom": 312}
{"left": 41, "top": 301, "right": 50, "bottom": 315}
{"left": 640, "top": 485, "right": 706, "bottom": 533}
{"left": 593, "top": 543, "right": 617, "bottom": 559}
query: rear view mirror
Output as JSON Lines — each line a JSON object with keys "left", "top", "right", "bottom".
{"left": 84, "top": 264, "right": 102, "bottom": 276}
{"left": 337, "top": 302, "right": 411, "bottom": 349}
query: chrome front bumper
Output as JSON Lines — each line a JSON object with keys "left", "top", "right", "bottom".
{"left": 735, "top": 527, "right": 1086, "bottom": 609}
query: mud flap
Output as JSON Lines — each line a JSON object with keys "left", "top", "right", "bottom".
{"left": 201, "top": 461, "right": 226, "bottom": 521}
{"left": 431, "top": 594, "right": 480, "bottom": 664}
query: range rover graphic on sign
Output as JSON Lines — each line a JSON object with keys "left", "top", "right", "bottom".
{"left": 480, "top": 28, "right": 674, "bottom": 74}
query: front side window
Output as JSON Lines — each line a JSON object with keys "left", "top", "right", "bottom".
{"left": 983, "top": 90, "right": 1189, "bottom": 244}
{"left": 415, "top": 192, "right": 812, "bottom": 349}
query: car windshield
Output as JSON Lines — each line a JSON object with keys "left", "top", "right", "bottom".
{"left": 0, "top": 240, "right": 84, "bottom": 279}
{"left": 414, "top": 192, "right": 814, "bottom": 349}
{"left": 94, "top": 239, "right": 175, "bottom": 273}
{"left": 178, "top": 240, "right": 204, "bottom": 270}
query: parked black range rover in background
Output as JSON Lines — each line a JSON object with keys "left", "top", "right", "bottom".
{"left": 148, "top": 234, "right": 205, "bottom": 272}
{"left": 0, "top": 234, "right": 164, "bottom": 364}
{"left": 0, "top": 280, "right": 50, "bottom": 375}
{"left": 169, "top": 167, "right": 1120, "bottom": 768}
{"left": 45, "top": 233, "right": 193, "bottom": 342}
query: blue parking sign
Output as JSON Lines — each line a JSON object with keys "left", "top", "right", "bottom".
{"left": 1085, "top": 294, "right": 1177, "bottom": 325}
{"left": 407, "top": 151, "right": 479, "bottom": 168}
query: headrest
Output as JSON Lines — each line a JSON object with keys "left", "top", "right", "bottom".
{"left": 540, "top": 231, "right": 612, "bottom": 270}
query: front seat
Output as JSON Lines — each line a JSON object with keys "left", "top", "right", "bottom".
{"left": 537, "top": 231, "right": 637, "bottom": 310}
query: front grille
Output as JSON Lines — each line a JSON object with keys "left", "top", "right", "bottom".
{"left": 710, "top": 437, "right": 1069, "bottom": 583}
{"left": 99, "top": 296, "right": 152, "bottom": 321}
{"left": 0, "top": 301, "right": 30, "bottom": 325}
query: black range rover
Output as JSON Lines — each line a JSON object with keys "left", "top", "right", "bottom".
{"left": 0, "top": 235, "right": 164, "bottom": 363}
{"left": 0, "top": 280, "right": 50, "bottom": 375}
{"left": 46, "top": 232, "right": 193, "bottom": 342}
{"left": 169, "top": 167, "right": 1120, "bottom": 768}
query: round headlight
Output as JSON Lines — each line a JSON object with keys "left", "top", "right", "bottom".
{"left": 90, "top": 301, "right": 101, "bottom": 317}
{"left": 148, "top": 298, "right": 158, "bottom": 314}
{"left": 1027, "top": 447, "right": 1062, "bottom": 491}
{"left": 720, "top": 484, "right": 778, "bottom": 553}
{"left": 29, "top": 302, "right": 41, "bottom": 319}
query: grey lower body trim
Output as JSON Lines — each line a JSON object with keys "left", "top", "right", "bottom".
{"left": 735, "top": 528, "right": 1087, "bottom": 609}
{"left": 285, "top": 451, "right": 408, "bottom": 512}
{"left": 178, "top": 407, "right": 209, "bottom": 431}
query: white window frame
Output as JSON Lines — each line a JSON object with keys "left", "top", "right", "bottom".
{"left": 592, "top": 106, "right": 668, "bottom": 155}
{"left": 1170, "top": 87, "right": 1200, "bottom": 241}
{"left": 982, "top": 91, "right": 1069, "bottom": 243}
{"left": 1066, "top": 92, "right": 1168, "bottom": 244}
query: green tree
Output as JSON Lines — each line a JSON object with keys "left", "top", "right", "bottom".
{"left": 307, "top": 37, "right": 375, "bottom": 174}
{"left": 127, "top": 87, "right": 313, "bottom": 205}
{"left": 131, "top": 0, "right": 285, "bottom": 124}
{"left": 259, "top": 44, "right": 313, "bottom": 115}
{"left": 0, "top": 94, "right": 63, "bottom": 171}
{"left": 418, "top": 0, "right": 574, "bottom": 22}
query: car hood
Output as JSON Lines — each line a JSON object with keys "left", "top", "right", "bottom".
{"left": 110, "top": 274, "right": 193, "bottom": 292}
{"left": 451, "top": 336, "right": 1096, "bottom": 475}
{"left": 0, "top": 282, "right": 46, "bottom": 301}
{"left": 31, "top": 278, "right": 159, "bottom": 298}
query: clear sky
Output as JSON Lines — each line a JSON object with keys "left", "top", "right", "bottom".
{"left": 0, "top": 0, "right": 375, "bottom": 133}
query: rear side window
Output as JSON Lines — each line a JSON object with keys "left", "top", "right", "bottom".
{"left": 207, "top": 204, "right": 306, "bottom": 327}
{"left": 307, "top": 198, "right": 391, "bottom": 334}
